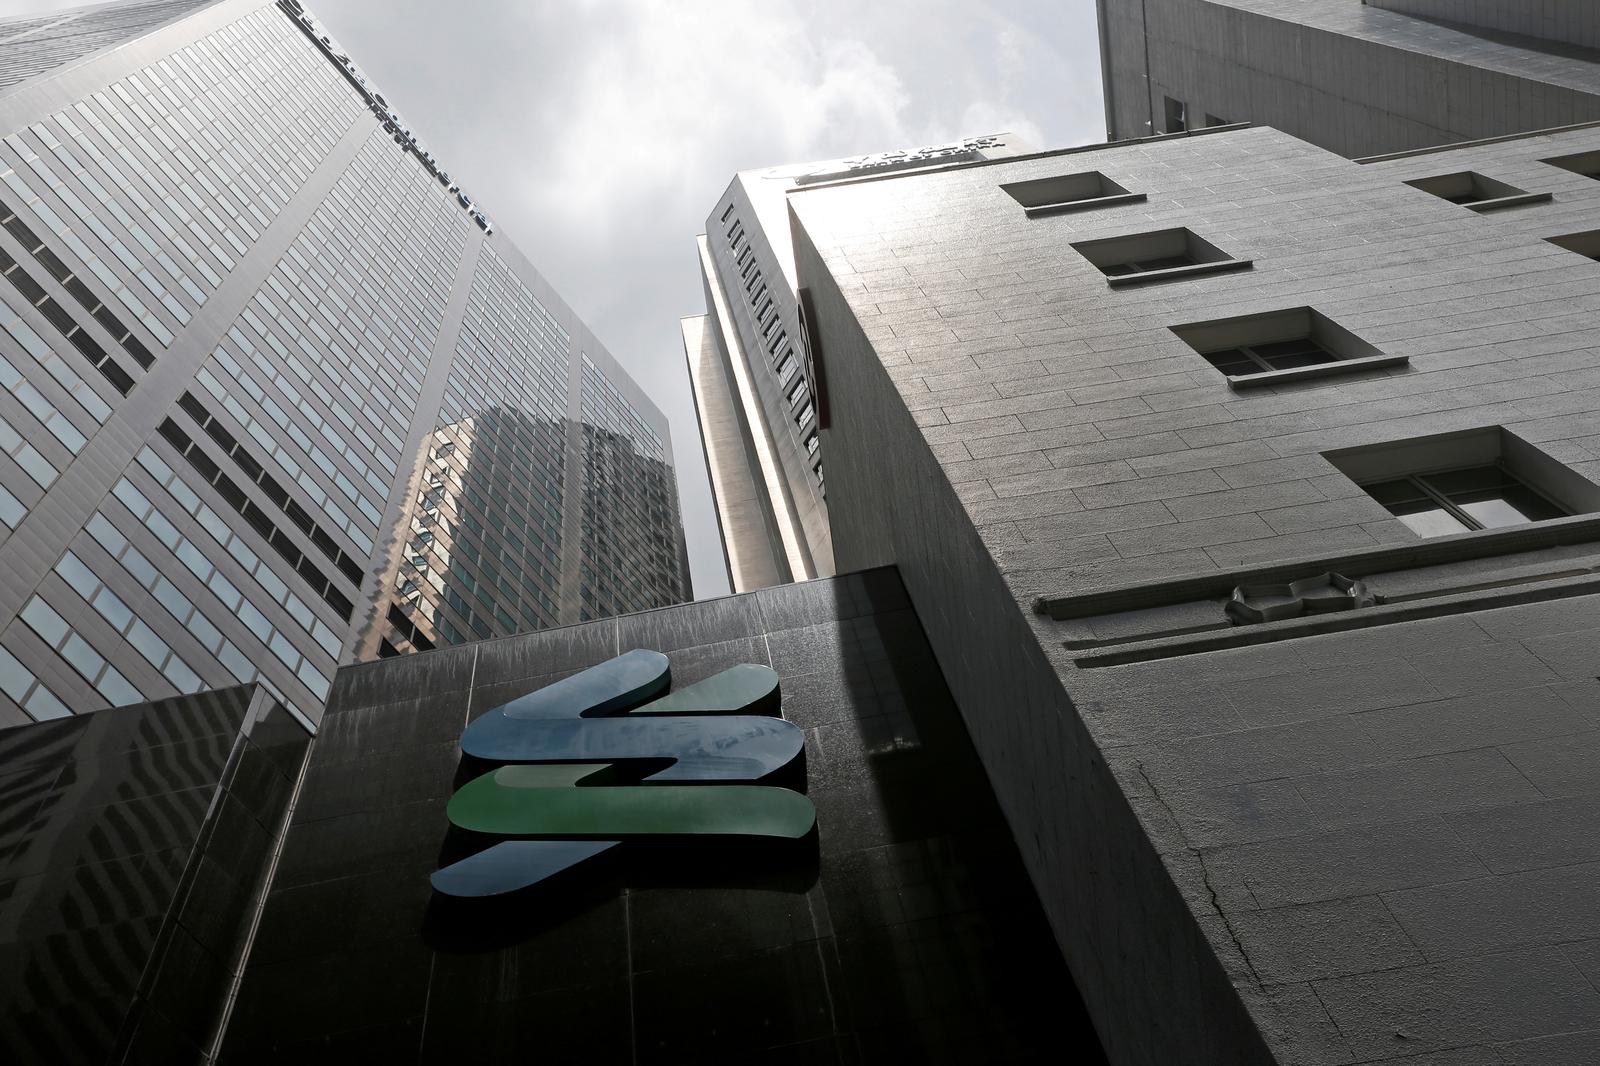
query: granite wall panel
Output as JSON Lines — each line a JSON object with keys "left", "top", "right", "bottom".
{"left": 790, "top": 124, "right": 1600, "bottom": 1062}
{"left": 223, "top": 570, "right": 1096, "bottom": 1065}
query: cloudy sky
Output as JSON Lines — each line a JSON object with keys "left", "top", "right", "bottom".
{"left": 300, "top": 0, "right": 1110, "bottom": 597}
{"left": 19, "top": 0, "right": 1109, "bottom": 596}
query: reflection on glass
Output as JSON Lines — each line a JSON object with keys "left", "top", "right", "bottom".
{"left": 1365, "top": 465, "right": 1569, "bottom": 538}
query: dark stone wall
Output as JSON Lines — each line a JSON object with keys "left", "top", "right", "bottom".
{"left": 224, "top": 568, "right": 1100, "bottom": 1065}
{"left": 0, "top": 684, "right": 310, "bottom": 1065}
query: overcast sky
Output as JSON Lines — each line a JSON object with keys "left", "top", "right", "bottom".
{"left": 14, "top": 0, "right": 1108, "bottom": 597}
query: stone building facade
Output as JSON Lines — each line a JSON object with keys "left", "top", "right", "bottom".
{"left": 790, "top": 120, "right": 1600, "bottom": 1063}
{"left": 1098, "top": 0, "right": 1600, "bottom": 158}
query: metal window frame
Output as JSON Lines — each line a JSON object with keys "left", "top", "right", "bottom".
{"left": 1215, "top": 339, "right": 1338, "bottom": 376}
{"left": 1369, "top": 461, "right": 1570, "bottom": 533}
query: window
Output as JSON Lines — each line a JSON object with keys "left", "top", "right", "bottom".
{"left": 1170, "top": 306, "right": 1405, "bottom": 388}
{"left": 1404, "top": 171, "right": 1551, "bottom": 212}
{"left": 1000, "top": 171, "right": 1145, "bottom": 216}
{"left": 1071, "top": 227, "right": 1251, "bottom": 287}
{"left": 1163, "top": 96, "right": 1186, "bottom": 133}
{"left": 1541, "top": 150, "right": 1600, "bottom": 180}
{"left": 1325, "top": 427, "right": 1599, "bottom": 540}
{"left": 1364, "top": 467, "right": 1566, "bottom": 537}
{"left": 1546, "top": 230, "right": 1600, "bottom": 262}
{"left": 1204, "top": 339, "right": 1338, "bottom": 375}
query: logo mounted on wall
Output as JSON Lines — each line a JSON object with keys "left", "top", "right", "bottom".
{"left": 430, "top": 649, "right": 816, "bottom": 898}
{"left": 277, "top": 0, "right": 493, "bottom": 234}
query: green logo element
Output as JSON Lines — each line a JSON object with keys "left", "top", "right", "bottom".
{"left": 432, "top": 650, "right": 815, "bottom": 897}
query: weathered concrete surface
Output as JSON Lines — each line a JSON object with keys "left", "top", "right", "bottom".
{"left": 793, "top": 124, "right": 1600, "bottom": 1063}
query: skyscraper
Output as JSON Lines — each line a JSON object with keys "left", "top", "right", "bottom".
{"left": 683, "top": 135, "right": 1030, "bottom": 592}
{"left": 1097, "top": 0, "right": 1600, "bottom": 158}
{"left": 0, "top": 0, "right": 689, "bottom": 728}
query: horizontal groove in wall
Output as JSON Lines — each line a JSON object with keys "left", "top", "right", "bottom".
{"left": 1070, "top": 572, "right": 1600, "bottom": 669}
{"left": 1034, "top": 514, "right": 1600, "bottom": 621}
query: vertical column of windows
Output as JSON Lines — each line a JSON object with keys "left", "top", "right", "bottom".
{"left": 720, "top": 207, "right": 821, "bottom": 489}
{"left": 194, "top": 131, "right": 466, "bottom": 579}
{"left": 577, "top": 355, "right": 682, "bottom": 620}
{"left": 391, "top": 246, "right": 568, "bottom": 651}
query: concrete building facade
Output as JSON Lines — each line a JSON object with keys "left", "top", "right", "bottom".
{"left": 683, "top": 136, "right": 1028, "bottom": 593}
{"left": 788, "top": 119, "right": 1600, "bottom": 1062}
{"left": 1097, "top": 0, "right": 1600, "bottom": 158}
{"left": 0, "top": 0, "right": 689, "bottom": 729}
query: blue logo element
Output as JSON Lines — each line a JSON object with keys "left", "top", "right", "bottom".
{"left": 432, "top": 650, "right": 816, "bottom": 898}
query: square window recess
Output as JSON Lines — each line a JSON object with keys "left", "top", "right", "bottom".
{"left": 1541, "top": 149, "right": 1600, "bottom": 179}
{"left": 1163, "top": 96, "right": 1187, "bottom": 134}
{"left": 1546, "top": 230, "right": 1600, "bottom": 262}
{"left": 1170, "top": 307, "right": 1405, "bottom": 389}
{"left": 1404, "top": 171, "right": 1552, "bottom": 212}
{"left": 1001, "top": 172, "right": 1146, "bottom": 217}
{"left": 1071, "top": 227, "right": 1251, "bottom": 287}
{"left": 1324, "top": 427, "right": 1597, "bottom": 539}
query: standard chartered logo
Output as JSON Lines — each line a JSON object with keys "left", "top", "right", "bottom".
{"left": 431, "top": 649, "right": 816, "bottom": 898}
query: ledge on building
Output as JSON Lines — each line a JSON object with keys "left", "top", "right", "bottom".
{"left": 1225, "top": 352, "right": 1409, "bottom": 389}
{"left": 1025, "top": 192, "right": 1148, "bottom": 217}
{"left": 1466, "top": 191, "right": 1554, "bottom": 212}
{"left": 1033, "top": 511, "right": 1600, "bottom": 620}
{"left": 1106, "top": 258, "right": 1253, "bottom": 288}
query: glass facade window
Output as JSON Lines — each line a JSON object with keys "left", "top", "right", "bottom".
{"left": 1365, "top": 465, "right": 1570, "bottom": 537}
{"left": 0, "top": 0, "right": 687, "bottom": 724}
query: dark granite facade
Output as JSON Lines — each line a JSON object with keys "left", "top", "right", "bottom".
{"left": 0, "top": 684, "right": 311, "bottom": 1064}
{"left": 224, "top": 568, "right": 1101, "bottom": 1064}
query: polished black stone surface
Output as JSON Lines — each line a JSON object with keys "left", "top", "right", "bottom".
{"left": 226, "top": 569, "right": 1104, "bottom": 1064}
{"left": 0, "top": 685, "right": 311, "bottom": 1065}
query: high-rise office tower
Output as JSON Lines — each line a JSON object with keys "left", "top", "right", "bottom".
{"left": 1097, "top": 0, "right": 1600, "bottom": 157}
{"left": 683, "top": 135, "right": 1029, "bottom": 592}
{"left": 0, "top": 0, "right": 689, "bottom": 728}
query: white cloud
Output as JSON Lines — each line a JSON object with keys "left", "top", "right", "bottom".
{"left": 506, "top": 1, "right": 920, "bottom": 234}
{"left": 300, "top": 0, "right": 1106, "bottom": 598}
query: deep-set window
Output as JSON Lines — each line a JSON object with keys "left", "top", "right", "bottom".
{"left": 1404, "top": 171, "right": 1550, "bottom": 212}
{"left": 1000, "top": 171, "right": 1144, "bottom": 216}
{"left": 1171, "top": 306, "right": 1404, "bottom": 388}
{"left": 1163, "top": 96, "right": 1186, "bottom": 133}
{"left": 1203, "top": 339, "right": 1338, "bottom": 375}
{"left": 1364, "top": 467, "right": 1567, "bottom": 537}
{"left": 1071, "top": 227, "right": 1250, "bottom": 286}
{"left": 1541, "top": 150, "right": 1600, "bottom": 179}
{"left": 1546, "top": 230, "right": 1600, "bottom": 262}
{"left": 1325, "top": 427, "right": 1599, "bottom": 540}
